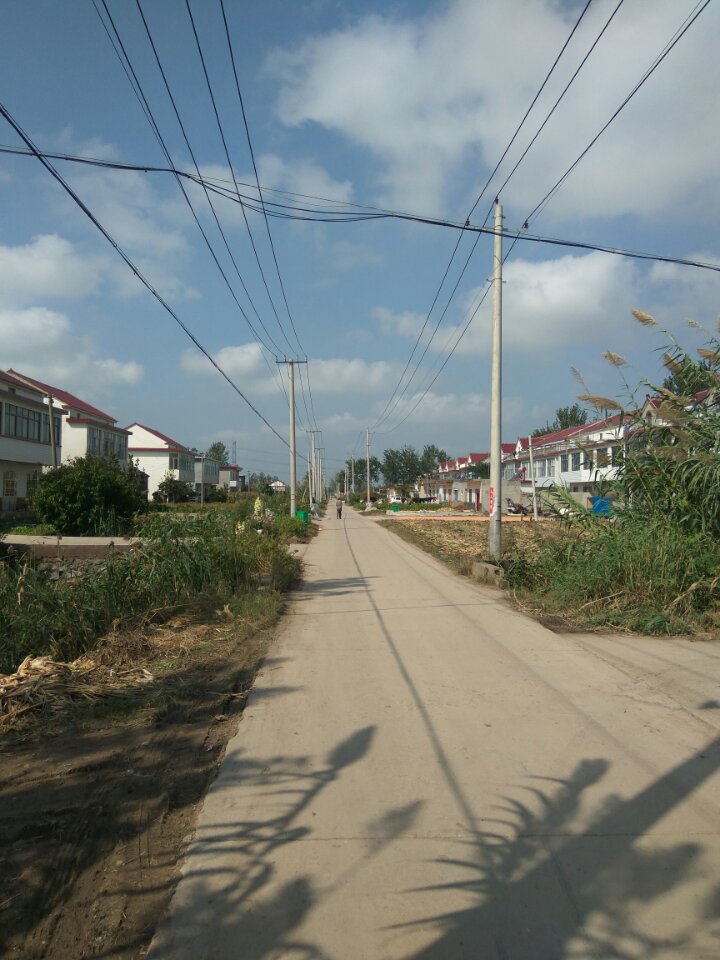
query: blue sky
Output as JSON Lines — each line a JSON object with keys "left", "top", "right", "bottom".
{"left": 2, "top": 0, "right": 719, "bottom": 480}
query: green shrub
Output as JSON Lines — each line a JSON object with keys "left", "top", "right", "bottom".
{"left": 33, "top": 457, "right": 148, "bottom": 536}
{"left": 0, "top": 510, "right": 300, "bottom": 673}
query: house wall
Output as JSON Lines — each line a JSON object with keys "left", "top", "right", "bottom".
{"left": 131, "top": 452, "right": 172, "bottom": 498}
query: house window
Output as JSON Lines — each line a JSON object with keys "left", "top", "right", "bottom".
{"left": 26, "top": 470, "right": 40, "bottom": 497}
{"left": 583, "top": 451, "right": 593, "bottom": 469}
{"left": 536, "top": 459, "right": 546, "bottom": 478}
{"left": 3, "top": 470, "right": 17, "bottom": 496}
{"left": 169, "top": 454, "right": 179, "bottom": 470}
{"left": 560, "top": 454, "right": 569, "bottom": 472}
{"left": 611, "top": 445, "right": 621, "bottom": 464}
{"left": 596, "top": 448, "right": 609, "bottom": 467}
{"left": 547, "top": 458, "right": 556, "bottom": 477}
{"left": 571, "top": 451, "right": 581, "bottom": 471}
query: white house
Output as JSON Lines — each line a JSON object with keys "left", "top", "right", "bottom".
{"left": 0, "top": 370, "right": 64, "bottom": 511}
{"left": 514, "top": 415, "right": 625, "bottom": 507}
{"left": 269, "top": 479, "right": 287, "bottom": 493}
{"left": 9, "top": 369, "right": 130, "bottom": 467}
{"left": 126, "top": 423, "right": 195, "bottom": 499}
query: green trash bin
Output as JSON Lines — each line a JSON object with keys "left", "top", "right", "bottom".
{"left": 392, "top": 504, "right": 399, "bottom": 513}
{"left": 295, "top": 510, "right": 309, "bottom": 522}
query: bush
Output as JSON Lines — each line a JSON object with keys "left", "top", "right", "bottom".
{"left": 33, "top": 457, "right": 148, "bottom": 536}
{"left": 505, "top": 313, "right": 720, "bottom": 633}
{"left": 0, "top": 510, "right": 301, "bottom": 673}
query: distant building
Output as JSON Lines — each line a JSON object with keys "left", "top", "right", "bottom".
{"left": 269, "top": 479, "right": 287, "bottom": 493}
{"left": 0, "top": 370, "right": 64, "bottom": 511}
{"left": 219, "top": 464, "right": 244, "bottom": 492}
{"left": 194, "top": 456, "right": 221, "bottom": 496}
{"left": 126, "top": 423, "right": 195, "bottom": 499}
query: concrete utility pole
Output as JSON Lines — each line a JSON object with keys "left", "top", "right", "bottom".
{"left": 351, "top": 456, "right": 355, "bottom": 494}
{"left": 528, "top": 436, "right": 539, "bottom": 521}
{"left": 46, "top": 394, "right": 58, "bottom": 468}
{"left": 200, "top": 453, "right": 206, "bottom": 506}
{"left": 278, "top": 359, "right": 307, "bottom": 517}
{"left": 308, "top": 429, "right": 320, "bottom": 506}
{"left": 488, "top": 200, "right": 503, "bottom": 562}
{"left": 319, "top": 447, "right": 326, "bottom": 501}
{"left": 366, "top": 429, "right": 371, "bottom": 505}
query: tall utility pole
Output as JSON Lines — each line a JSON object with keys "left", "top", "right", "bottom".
{"left": 366, "top": 429, "right": 371, "bottom": 504}
{"left": 308, "top": 429, "right": 320, "bottom": 505}
{"left": 319, "top": 447, "right": 326, "bottom": 500}
{"left": 488, "top": 200, "right": 503, "bottom": 562}
{"left": 200, "top": 453, "right": 206, "bottom": 505}
{"left": 46, "top": 394, "right": 58, "bottom": 468}
{"left": 528, "top": 436, "right": 539, "bottom": 521}
{"left": 277, "top": 359, "right": 306, "bottom": 517}
{"left": 350, "top": 456, "right": 355, "bottom": 494}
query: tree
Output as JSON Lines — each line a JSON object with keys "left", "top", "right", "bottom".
{"left": 205, "top": 441, "right": 229, "bottom": 464}
{"left": 381, "top": 445, "right": 421, "bottom": 486}
{"left": 662, "top": 351, "right": 715, "bottom": 398}
{"left": 532, "top": 403, "right": 588, "bottom": 438}
{"left": 419, "top": 444, "right": 449, "bottom": 475}
{"left": 33, "top": 456, "right": 148, "bottom": 535}
{"left": 346, "top": 456, "right": 381, "bottom": 486}
{"left": 247, "top": 472, "right": 277, "bottom": 492}
{"left": 157, "top": 474, "right": 195, "bottom": 503}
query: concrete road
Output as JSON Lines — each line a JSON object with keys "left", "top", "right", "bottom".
{"left": 149, "top": 506, "right": 720, "bottom": 960}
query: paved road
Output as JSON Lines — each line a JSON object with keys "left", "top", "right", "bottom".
{"left": 149, "top": 506, "right": 720, "bottom": 959}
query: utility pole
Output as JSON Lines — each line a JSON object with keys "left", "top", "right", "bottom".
{"left": 344, "top": 464, "right": 348, "bottom": 495}
{"left": 488, "top": 200, "right": 503, "bottom": 562}
{"left": 351, "top": 456, "right": 355, "bottom": 494}
{"left": 366, "top": 429, "right": 371, "bottom": 505}
{"left": 200, "top": 453, "right": 206, "bottom": 505}
{"left": 528, "top": 436, "right": 539, "bottom": 521}
{"left": 46, "top": 394, "right": 58, "bottom": 468}
{"left": 308, "top": 429, "right": 320, "bottom": 506}
{"left": 277, "top": 359, "right": 307, "bottom": 517}
{"left": 319, "top": 447, "right": 326, "bottom": 501}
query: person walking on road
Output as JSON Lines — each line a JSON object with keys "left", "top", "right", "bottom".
{"left": 336, "top": 498, "right": 343, "bottom": 520}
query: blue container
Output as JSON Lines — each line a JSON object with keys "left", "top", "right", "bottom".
{"left": 591, "top": 496, "right": 613, "bottom": 517}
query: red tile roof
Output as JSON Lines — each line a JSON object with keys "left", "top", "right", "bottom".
{"left": 8, "top": 369, "right": 117, "bottom": 423}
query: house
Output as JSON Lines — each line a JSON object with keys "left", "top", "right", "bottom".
{"left": 9, "top": 369, "right": 130, "bottom": 467}
{"left": 269, "top": 479, "right": 287, "bottom": 493}
{"left": 126, "top": 423, "right": 195, "bottom": 499}
{"left": 194, "top": 456, "right": 221, "bottom": 496}
{"left": 0, "top": 370, "right": 64, "bottom": 511}
{"left": 219, "top": 464, "right": 244, "bottom": 492}
{"left": 515, "top": 415, "right": 625, "bottom": 507}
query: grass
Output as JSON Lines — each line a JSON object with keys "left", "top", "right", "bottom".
{"left": 0, "top": 508, "right": 302, "bottom": 675}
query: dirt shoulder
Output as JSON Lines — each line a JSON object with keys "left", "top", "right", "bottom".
{"left": 0, "top": 591, "right": 284, "bottom": 959}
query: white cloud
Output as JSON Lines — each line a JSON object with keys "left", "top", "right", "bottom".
{"left": 373, "top": 305, "right": 425, "bottom": 337}
{"left": 309, "top": 357, "right": 401, "bottom": 393}
{"left": 0, "top": 234, "right": 102, "bottom": 307}
{"left": 257, "top": 153, "right": 353, "bottom": 203}
{"left": 180, "top": 342, "right": 267, "bottom": 378}
{"left": 410, "top": 251, "right": 639, "bottom": 356}
{"left": 268, "top": 0, "right": 720, "bottom": 219}
{"left": 0, "top": 306, "right": 143, "bottom": 392}
{"left": 181, "top": 342, "right": 402, "bottom": 396}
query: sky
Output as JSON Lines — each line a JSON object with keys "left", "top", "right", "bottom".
{"left": 2, "top": 0, "right": 719, "bottom": 482}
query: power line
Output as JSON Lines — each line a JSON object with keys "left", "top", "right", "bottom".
{"left": 183, "top": 0, "right": 300, "bottom": 363}
{"left": 218, "top": 0, "right": 320, "bottom": 432}
{"left": 369, "top": 0, "right": 596, "bottom": 433}
{"left": 0, "top": 100, "right": 289, "bottom": 447}
{"left": 377, "top": 0, "right": 714, "bottom": 435}
{"left": 526, "top": 0, "right": 712, "bottom": 224}
{"left": 93, "top": 0, "right": 282, "bottom": 358}
{"left": 4, "top": 142, "right": 718, "bottom": 274}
